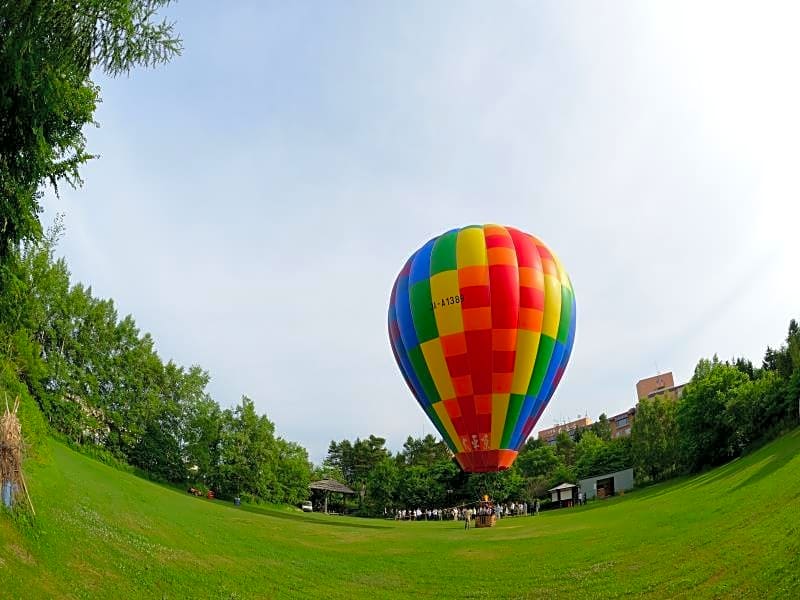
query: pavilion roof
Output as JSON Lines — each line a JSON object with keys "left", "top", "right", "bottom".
{"left": 309, "top": 479, "right": 355, "bottom": 494}
{"left": 548, "top": 482, "right": 578, "bottom": 492}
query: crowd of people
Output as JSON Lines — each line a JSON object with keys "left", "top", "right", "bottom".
{"left": 388, "top": 500, "right": 540, "bottom": 521}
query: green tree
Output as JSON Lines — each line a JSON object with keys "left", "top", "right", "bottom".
{"left": 574, "top": 431, "right": 632, "bottom": 479}
{"left": 399, "top": 434, "right": 451, "bottom": 467}
{"left": 574, "top": 431, "right": 605, "bottom": 478}
{"left": 763, "top": 346, "right": 793, "bottom": 379}
{"left": 274, "top": 438, "right": 312, "bottom": 505}
{"left": 0, "top": 1, "right": 181, "bottom": 258}
{"left": 677, "top": 358, "right": 749, "bottom": 472}
{"left": 397, "top": 465, "right": 442, "bottom": 508}
{"left": 554, "top": 430, "right": 576, "bottom": 467}
{"left": 548, "top": 463, "right": 577, "bottom": 489}
{"left": 183, "top": 394, "right": 221, "bottom": 484}
{"left": 590, "top": 413, "right": 612, "bottom": 442}
{"left": 325, "top": 435, "right": 390, "bottom": 489}
{"left": 324, "top": 439, "right": 354, "bottom": 485}
{"left": 732, "top": 357, "right": 756, "bottom": 379}
{"left": 631, "top": 395, "right": 679, "bottom": 483}
{"left": 516, "top": 440, "right": 562, "bottom": 479}
{"left": 787, "top": 319, "right": 800, "bottom": 372}
{"left": 762, "top": 320, "right": 798, "bottom": 380}
{"left": 467, "top": 468, "right": 526, "bottom": 503}
{"left": 310, "top": 462, "right": 345, "bottom": 484}
{"left": 213, "top": 397, "right": 279, "bottom": 500}
{"left": 365, "top": 457, "right": 399, "bottom": 514}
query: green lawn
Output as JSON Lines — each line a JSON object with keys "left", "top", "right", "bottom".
{"left": 2, "top": 429, "right": 799, "bottom": 599}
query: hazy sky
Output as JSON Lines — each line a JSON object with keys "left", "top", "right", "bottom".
{"left": 43, "top": 1, "right": 800, "bottom": 462}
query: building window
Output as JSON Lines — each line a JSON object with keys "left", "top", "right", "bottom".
{"left": 616, "top": 417, "right": 628, "bottom": 427}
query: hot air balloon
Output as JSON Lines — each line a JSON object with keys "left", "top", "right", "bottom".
{"left": 388, "top": 225, "right": 576, "bottom": 473}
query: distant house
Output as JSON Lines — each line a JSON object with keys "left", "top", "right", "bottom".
{"left": 547, "top": 482, "right": 579, "bottom": 508}
{"left": 578, "top": 468, "right": 634, "bottom": 500}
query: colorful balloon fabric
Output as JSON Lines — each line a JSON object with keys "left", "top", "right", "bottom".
{"left": 388, "top": 225, "right": 576, "bottom": 473}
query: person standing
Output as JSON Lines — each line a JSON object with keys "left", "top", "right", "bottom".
{"left": 534, "top": 498, "right": 540, "bottom": 515}
{"left": 464, "top": 507, "right": 471, "bottom": 530}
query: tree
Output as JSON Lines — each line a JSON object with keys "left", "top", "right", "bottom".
{"left": 213, "top": 397, "right": 279, "bottom": 500}
{"left": 183, "top": 394, "right": 221, "bottom": 484}
{"left": 325, "top": 435, "right": 390, "bottom": 489}
{"left": 129, "top": 420, "right": 183, "bottom": 481}
{"left": 763, "top": 346, "right": 793, "bottom": 380}
{"left": 574, "top": 431, "right": 632, "bottom": 480}
{"left": 516, "top": 441, "right": 561, "bottom": 479}
{"left": 724, "top": 373, "right": 785, "bottom": 452}
{"left": 365, "top": 458, "right": 399, "bottom": 514}
{"left": 554, "top": 430, "right": 576, "bottom": 467}
{"left": 466, "top": 468, "right": 526, "bottom": 504}
{"left": 732, "top": 357, "right": 756, "bottom": 379}
{"left": 324, "top": 439, "right": 354, "bottom": 484}
{"left": 787, "top": 319, "right": 800, "bottom": 372}
{"left": 762, "top": 321, "right": 798, "bottom": 380}
{"left": 631, "top": 396, "right": 679, "bottom": 483}
{"left": 311, "top": 462, "right": 345, "bottom": 484}
{"left": 399, "top": 434, "right": 450, "bottom": 467}
{"left": 677, "top": 359, "right": 749, "bottom": 472}
{"left": 547, "top": 463, "right": 576, "bottom": 489}
{"left": 590, "top": 413, "right": 612, "bottom": 442}
{"left": 273, "top": 438, "right": 312, "bottom": 506}
{"left": 0, "top": 0, "right": 181, "bottom": 258}
{"left": 574, "top": 431, "right": 605, "bottom": 478}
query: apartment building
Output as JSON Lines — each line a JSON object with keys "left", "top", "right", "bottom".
{"left": 609, "top": 408, "right": 636, "bottom": 438}
{"left": 636, "top": 372, "right": 675, "bottom": 400}
{"left": 538, "top": 416, "right": 592, "bottom": 445}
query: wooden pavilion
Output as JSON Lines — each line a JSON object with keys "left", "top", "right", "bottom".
{"left": 308, "top": 479, "right": 355, "bottom": 514}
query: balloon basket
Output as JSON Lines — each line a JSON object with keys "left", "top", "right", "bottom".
{"left": 474, "top": 514, "right": 496, "bottom": 528}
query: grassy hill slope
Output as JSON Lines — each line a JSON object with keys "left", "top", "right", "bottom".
{"left": 2, "top": 429, "right": 799, "bottom": 599}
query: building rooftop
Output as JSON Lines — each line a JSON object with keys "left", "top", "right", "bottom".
{"left": 548, "top": 482, "right": 579, "bottom": 492}
{"left": 308, "top": 479, "right": 355, "bottom": 494}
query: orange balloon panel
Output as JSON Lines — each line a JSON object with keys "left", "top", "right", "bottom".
{"left": 388, "top": 225, "right": 576, "bottom": 472}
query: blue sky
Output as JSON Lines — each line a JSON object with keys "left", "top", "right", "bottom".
{"left": 43, "top": 1, "right": 800, "bottom": 462}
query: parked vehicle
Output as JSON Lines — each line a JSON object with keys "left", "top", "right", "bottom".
{"left": 301, "top": 501, "right": 313, "bottom": 512}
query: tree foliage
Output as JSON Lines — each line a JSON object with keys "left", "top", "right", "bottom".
{"left": 575, "top": 432, "right": 632, "bottom": 479}
{"left": 677, "top": 358, "right": 749, "bottom": 471}
{"left": 0, "top": 0, "right": 181, "bottom": 259}
{"left": 631, "top": 395, "right": 679, "bottom": 483}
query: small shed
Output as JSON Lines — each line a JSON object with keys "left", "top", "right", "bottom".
{"left": 308, "top": 479, "right": 355, "bottom": 514}
{"left": 578, "top": 468, "right": 634, "bottom": 500}
{"left": 548, "top": 482, "right": 579, "bottom": 508}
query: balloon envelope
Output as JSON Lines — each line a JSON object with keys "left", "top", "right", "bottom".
{"left": 388, "top": 225, "right": 576, "bottom": 472}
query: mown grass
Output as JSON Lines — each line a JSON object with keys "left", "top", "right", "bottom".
{"left": 2, "top": 429, "right": 799, "bottom": 599}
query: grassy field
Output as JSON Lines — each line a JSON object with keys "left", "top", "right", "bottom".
{"left": 1, "top": 429, "right": 799, "bottom": 599}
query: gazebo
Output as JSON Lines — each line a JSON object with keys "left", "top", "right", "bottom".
{"left": 308, "top": 479, "right": 355, "bottom": 514}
